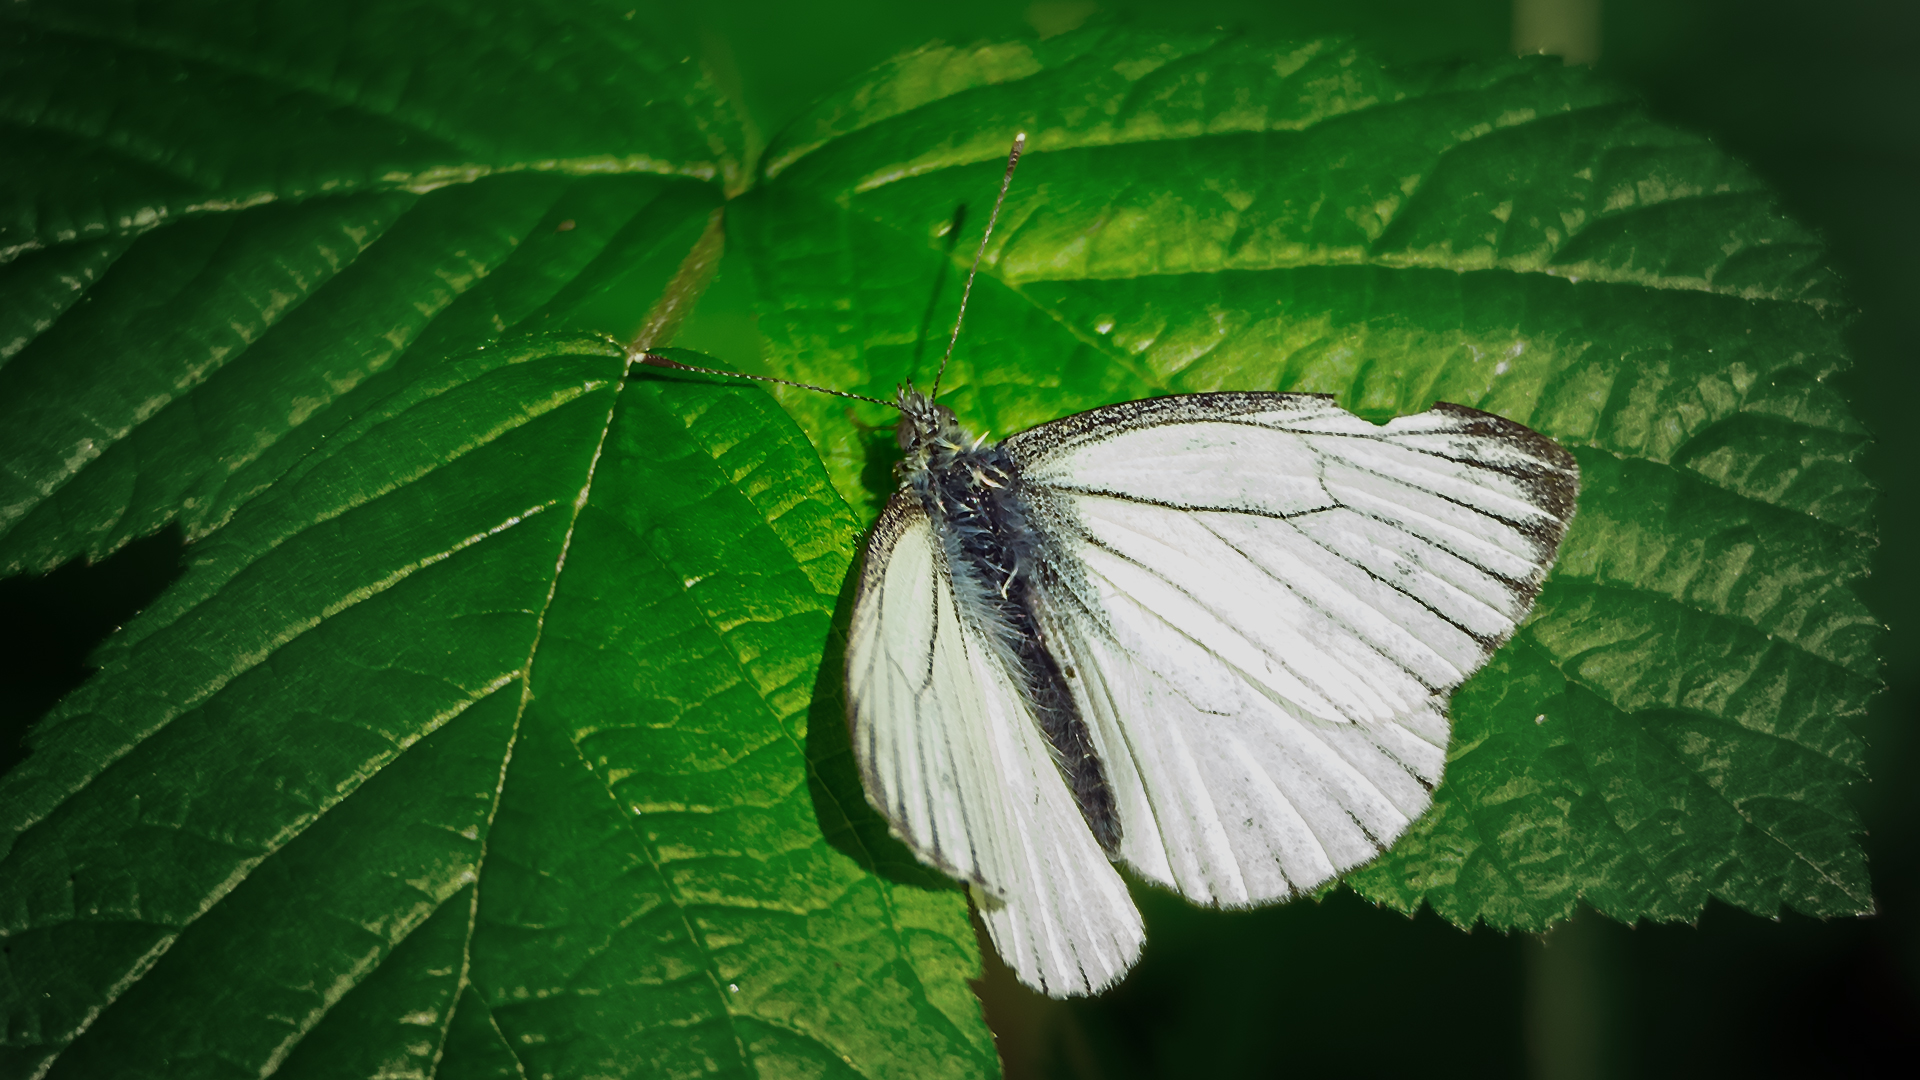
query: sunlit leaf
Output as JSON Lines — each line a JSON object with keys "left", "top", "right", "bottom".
{"left": 737, "top": 24, "right": 1876, "bottom": 931}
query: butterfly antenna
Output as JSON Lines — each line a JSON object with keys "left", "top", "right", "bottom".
{"left": 634, "top": 351, "right": 897, "bottom": 409}
{"left": 931, "top": 132, "right": 1026, "bottom": 401}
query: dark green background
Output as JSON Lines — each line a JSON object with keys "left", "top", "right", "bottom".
{"left": 3, "top": 1, "right": 1913, "bottom": 1077}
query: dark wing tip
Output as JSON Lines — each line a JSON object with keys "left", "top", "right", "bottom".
{"left": 1427, "top": 401, "right": 1578, "bottom": 470}
{"left": 1427, "top": 401, "right": 1581, "bottom": 529}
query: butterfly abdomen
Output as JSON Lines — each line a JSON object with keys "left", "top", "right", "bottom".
{"left": 906, "top": 424, "right": 1122, "bottom": 854}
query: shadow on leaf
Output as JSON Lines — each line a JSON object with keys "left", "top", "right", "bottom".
{"left": 0, "top": 524, "right": 188, "bottom": 779}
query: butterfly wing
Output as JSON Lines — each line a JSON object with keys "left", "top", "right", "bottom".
{"left": 846, "top": 493, "right": 1144, "bottom": 995}
{"left": 1007, "top": 393, "right": 1578, "bottom": 906}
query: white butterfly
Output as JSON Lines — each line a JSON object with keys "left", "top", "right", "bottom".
{"left": 646, "top": 134, "right": 1578, "bottom": 998}
{"left": 845, "top": 385, "right": 1577, "bottom": 996}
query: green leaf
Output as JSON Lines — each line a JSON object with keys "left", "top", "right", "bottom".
{"left": 1, "top": 0, "right": 745, "bottom": 263}
{"left": 1, "top": 4, "right": 993, "bottom": 1077}
{"left": 737, "top": 24, "right": 1877, "bottom": 930}
{"left": 1, "top": 0, "right": 747, "bottom": 575}
{"left": 1, "top": 9, "right": 1883, "bottom": 1076}
{"left": 2, "top": 333, "right": 992, "bottom": 1077}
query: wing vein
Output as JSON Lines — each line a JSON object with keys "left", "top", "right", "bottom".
{"left": 1318, "top": 452, "right": 1546, "bottom": 536}
{"left": 1069, "top": 526, "right": 1413, "bottom": 831}
{"left": 1039, "top": 484, "right": 1320, "bottom": 520}
{"left": 1289, "top": 514, "right": 1500, "bottom": 656}
{"left": 1194, "top": 513, "right": 1450, "bottom": 694}
{"left": 1070, "top": 524, "right": 1356, "bottom": 724}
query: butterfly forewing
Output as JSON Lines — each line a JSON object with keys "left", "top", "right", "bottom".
{"left": 1006, "top": 393, "right": 1578, "bottom": 908}
{"left": 846, "top": 494, "right": 1145, "bottom": 996}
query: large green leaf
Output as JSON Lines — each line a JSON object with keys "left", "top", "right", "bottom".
{"left": 2, "top": 335, "right": 990, "bottom": 1079}
{"left": 737, "top": 24, "right": 1877, "bottom": 931}
{"left": 0, "top": 3, "right": 993, "bottom": 1077}
{"left": 0, "top": 7, "right": 1882, "bottom": 1078}
{"left": 0, "top": 0, "right": 747, "bottom": 574}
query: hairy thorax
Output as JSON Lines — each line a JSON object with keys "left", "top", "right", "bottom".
{"left": 892, "top": 386, "right": 1120, "bottom": 852}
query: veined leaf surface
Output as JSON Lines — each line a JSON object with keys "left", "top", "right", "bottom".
{"left": 0, "top": 8, "right": 1879, "bottom": 1078}
{"left": 0, "top": 3, "right": 991, "bottom": 1077}
{"left": 739, "top": 24, "right": 1876, "bottom": 932}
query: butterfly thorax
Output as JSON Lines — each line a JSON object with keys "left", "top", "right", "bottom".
{"left": 893, "top": 385, "right": 1121, "bottom": 853}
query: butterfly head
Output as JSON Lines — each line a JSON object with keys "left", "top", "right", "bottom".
{"left": 893, "top": 382, "right": 972, "bottom": 475}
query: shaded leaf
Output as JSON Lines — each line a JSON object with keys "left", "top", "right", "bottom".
{"left": 0, "top": 0, "right": 743, "bottom": 262}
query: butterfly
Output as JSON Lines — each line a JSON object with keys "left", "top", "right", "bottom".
{"left": 644, "top": 134, "right": 1579, "bottom": 998}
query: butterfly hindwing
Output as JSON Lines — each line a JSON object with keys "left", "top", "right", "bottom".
{"left": 1008, "top": 393, "right": 1578, "bottom": 907}
{"left": 846, "top": 494, "right": 1144, "bottom": 995}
